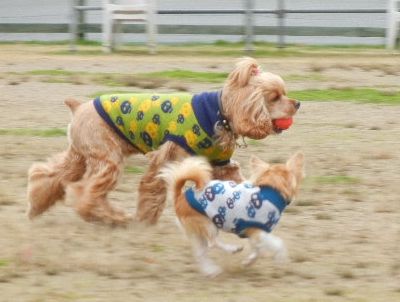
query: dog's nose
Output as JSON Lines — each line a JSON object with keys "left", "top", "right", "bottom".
{"left": 294, "top": 101, "right": 301, "bottom": 110}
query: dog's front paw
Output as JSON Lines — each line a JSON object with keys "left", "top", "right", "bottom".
{"left": 273, "top": 246, "right": 288, "bottom": 264}
{"left": 242, "top": 252, "right": 258, "bottom": 267}
{"left": 230, "top": 245, "right": 244, "bottom": 254}
{"left": 201, "top": 264, "right": 223, "bottom": 278}
{"left": 220, "top": 243, "right": 244, "bottom": 254}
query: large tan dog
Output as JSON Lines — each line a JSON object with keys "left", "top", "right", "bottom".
{"left": 27, "top": 57, "right": 300, "bottom": 226}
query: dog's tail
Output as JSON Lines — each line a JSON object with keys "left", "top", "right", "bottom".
{"left": 64, "top": 98, "right": 81, "bottom": 113}
{"left": 159, "top": 157, "right": 212, "bottom": 202}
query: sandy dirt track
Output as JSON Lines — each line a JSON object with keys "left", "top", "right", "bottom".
{"left": 0, "top": 45, "right": 399, "bottom": 302}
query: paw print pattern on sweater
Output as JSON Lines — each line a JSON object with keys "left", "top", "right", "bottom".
{"left": 246, "top": 205, "right": 256, "bottom": 218}
{"left": 212, "top": 214, "right": 225, "bottom": 228}
{"left": 204, "top": 182, "right": 225, "bottom": 201}
{"left": 120, "top": 101, "right": 132, "bottom": 114}
{"left": 141, "top": 132, "right": 153, "bottom": 147}
{"left": 197, "top": 137, "right": 212, "bottom": 149}
{"left": 161, "top": 100, "right": 173, "bottom": 113}
{"left": 116, "top": 116, "right": 124, "bottom": 126}
{"left": 199, "top": 196, "right": 208, "bottom": 209}
{"left": 152, "top": 114, "right": 161, "bottom": 125}
{"left": 232, "top": 191, "right": 241, "bottom": 200}
{"left": 226, "top": 197, "right": 235, "bottom": 209}
{"left": 96, "top": 92, "right": 234, "bottom": 163}
{"left": 192, "top": 124, "right": 201, "bottom": 136}
{"left": 265, "top": 211, "right": 279, "bottom": 230}
{"left": 136, "top": 111, "right": 144, "bottom": 121}
{"left": 177, "top": 114, "right": 185, "bottom": 124}
{"left": 250, "top": 192, "right": 262, "bottom": 209}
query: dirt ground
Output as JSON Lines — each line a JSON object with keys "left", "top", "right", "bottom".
{"left": 0, "top": 44, "right": 399, "bottom": 302}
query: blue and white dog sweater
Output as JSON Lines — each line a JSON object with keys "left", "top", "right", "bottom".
{"left": 185, "top": 180, "right": 288, "bottom": 237}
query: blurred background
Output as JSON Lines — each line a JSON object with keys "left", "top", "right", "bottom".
{"left": 0, "top": 0, "right": 396, "bottom": 47}
{"left": 0, "top": 1, "right": 399, "bottom": 302}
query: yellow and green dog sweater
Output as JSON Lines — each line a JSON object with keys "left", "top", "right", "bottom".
{"left": 93, "top": 91, "right": 233, "bottom": 165}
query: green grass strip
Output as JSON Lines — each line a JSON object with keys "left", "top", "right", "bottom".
{"left": 290, "top": 88, "right": 400, "bottom": 105}
{"left": 22, "top": 68, "right": 227, "bottom": 83}
{"left": 0, "top": 259, "right": 10, "bottom": 267}
{"left": 11, "top": 69, "right": 400, "bottom": 105}
{"left": 26, "top": 69, "right": 79, "bottom": 76}
{"left": 125, "top": 166, "right": 144, "bottom": 174}
{"left": 0, "top": 128, "right": 66, "bottom": 137}
{"left": 141, "top": 69, "right": 228, "bottom": 83}
{"left": 308, "top": 175, "right": 361, "bottom": 185}
{"left": 88, "top": 90, "right": 134, "bottom": 98}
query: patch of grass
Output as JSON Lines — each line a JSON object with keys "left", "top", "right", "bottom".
{"left": 0, "top": 40, "right": 101, "bottom": 46}
{"left": 26, "top": 69, "right": 77, "bottom": 76}
{"left": 142, "top": 69, "right": 228, "bottom": 83}
{"left": 150, "top": 244, "right": 165, "bottom": 253}
{"left": 284, "top": 207, "right": 300, "bottom": 214}
{"left": 88, "top": 90, "right": 134, "bottom": 98}
{"left": 324, "top": 288, "right": 346, "bottom": 297}
{"left": 291, "top": 253, "right": 310, "bottom": 263}
{"left": 285, "top": 72, "right": 328, "bottom": 81}
{"left": 125, "top": 166, "right": 144, "bottom": 174}
{"left": 289, "top": 88, "right": 400, "bottom": 105}
{"left": 2, "top": 40, "right": 396, "bottom": 59}
{"left": 247, "top": 139, "right": 263, "bottom": 146}
{"left": 0, "top": 128, "right": 66, "bottom": 137}
{"left": 168, "top": 83, "right": 190, "bottom": 92}
{"left": 314, "top": 213, "right": 332, "bottom": 220}
{"left": 0, "top": 259, "right": 10, "bottom": 267}
{"left": 295, "top": 200, "right": 319, "bottom": 207}
{"left": 337, "top": 269, "right": 356, "bottom": 279}
{"left": 355, "top": 261, "right": 370, "bottom": 269}
{"left": 17, "top": 68, "right": 227, "bottom": 86}
{"left": 0, "top": 195, "right": 14, "bottom": 206}
{"left": 309, "top": 175, "right": 361, "bottom": 185}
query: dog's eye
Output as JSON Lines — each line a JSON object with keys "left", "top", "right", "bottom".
{"left": 271, "top": 96, "right": 280, "bottom": 102}
{"left": 268, "top": 92, "right": 280, "bottom": 102}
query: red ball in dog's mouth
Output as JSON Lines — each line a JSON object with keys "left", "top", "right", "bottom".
{"left": 272, "top": 118, "right": 293, "bottom": 133}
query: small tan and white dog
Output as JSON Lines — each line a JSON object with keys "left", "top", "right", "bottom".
{"left": 160, "top": 152, "right": 305, "bottom": 277}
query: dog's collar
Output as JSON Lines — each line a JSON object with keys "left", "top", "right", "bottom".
{"left": 258, "top": 185, "right": 289, "bottom": 213}
{"left": 217, "top": 90, "right": 232, "bottom": 132}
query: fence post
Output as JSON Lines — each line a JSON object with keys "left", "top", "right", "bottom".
{"left": 69, "top": 0, "right": 78, "bottom": 51}
{"left": 277, "top": 0, "right": 286, "bottom": 48}
{"left": 77, "top": 0, "right": 86, "bottom": 40}
{"left": 386, "top": 0, "right": 400, "bottom": 49}
{"left": 244, "top": 0, "right": 254, "bottom": 54}
{"left": 147, "top": 0, "right": 158, "bottom": 54}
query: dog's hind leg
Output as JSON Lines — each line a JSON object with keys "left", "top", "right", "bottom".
{"left": 136, "top": 142, "right": 188, "bottom": 225}
{"left": 72, "top": 155, "right": 131, "bottom": 226}
{"left": 27, "top": 147, "right": 86, "bottom": 219}
{"left": 190, "top": 233, "right": 223, "bottom": 277}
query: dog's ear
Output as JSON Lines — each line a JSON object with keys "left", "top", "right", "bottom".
{"left": 226, "top": 57, "right": 260, "bottom": 88}
{"left": 250, "top": 155, "right": 270, "bottom": 171}
{"left": 234, "top": 89, "right": 273, "bottom": 139}
{"left": 286, "top": 151, "right": 305, "bottom": 181}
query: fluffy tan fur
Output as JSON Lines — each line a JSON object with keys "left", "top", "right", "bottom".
{"left": 161, "top": 152, "right": 305, "bottom": 276}
{"left": 27, "top": 57, "right": 300, "bottom": 226}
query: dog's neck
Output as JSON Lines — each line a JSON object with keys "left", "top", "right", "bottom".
{"left": 258, "top": 185, "right": 289, "bottom": 213}
{"left": 217, "top": 90, "right": 232, "bottom": 132}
